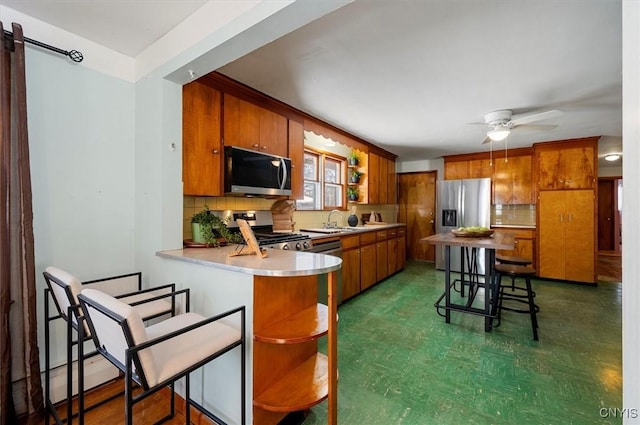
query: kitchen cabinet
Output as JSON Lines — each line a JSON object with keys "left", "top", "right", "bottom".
{"left": 445, "top": 161, "right": 470, "bottom": 180}
{"left": 398, "top": 228, "right": 407, "bottom": 270}
{"left": 288, "top": 119, "right": 304, "bottom": 200}
{"left": 538, "top": 190, "right": 595, "bottom": 283}
{"left": 223, "top": 94, "right": 288, "bottom": 157}
{"left": 367, "top": 152, "right": 397, "bottom": 204}
{"left": 494, "top": 228, "right": 536, "bottom": 272}
{"left": 341, "top": 235, "right": 361, "bottom": 300}
{"left": 182, "top": 81, "right": 223, "bottom": 196}
{"left": 535, "top": 138, "right": 597, "bottom": 190}
{"left": 387, "top": 228, "right": 398, "bottom": 274}
{"left": 360, "top": 243, "right": 377, "bottom": 290}
{"left": 469, "top": 158, "right": 493, "bottom": 179}
{"left": 376, "top": 230, "right": 389, "bottom": 281}
{"left": 493, "top": 155, "right": 533, "bottom": 204}
{"left": 367, "top": 153, "right": 381, "bottom": 204}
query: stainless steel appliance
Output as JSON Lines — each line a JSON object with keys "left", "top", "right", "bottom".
{"left": 435, "top": 178, "right": 491, "bottom": 272}
{"left": 224, "top": 147, "right": 292, "bottom": 197}
{"left": 218, "top": 210, "right": 313, "bottom": 251}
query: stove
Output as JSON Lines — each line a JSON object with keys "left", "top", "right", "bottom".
{"left": 214, "top": 210, "right": 313, "bottom": 252}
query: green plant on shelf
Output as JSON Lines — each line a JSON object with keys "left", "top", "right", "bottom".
{"left": 191, "top": 205, "right": 244, "bottom": 246}
{"left": 349, "top": 169, "right": 362, "bottom": 183}
{"left": 347, "top": 186, "right": 360, "bottom": 201}
{"left": 348, "top": 150, "right": 359, "bottom": 166}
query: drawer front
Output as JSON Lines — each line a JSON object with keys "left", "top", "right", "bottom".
{"left": 341, "top": 234, "right": 360, "bottom": 250}
{"left": 492, "top": 228, "right": 535, "bottom": 240}
{"left": 376, "top": 230, "right": 388, "bottom": 241}
{"left": 388, "top": 228, "right": 398, "bottom": 237}
{"left": 397, "top": 227, "right": 406, "bottom": 236}
{"left": 360, "top": 231, "right": 377, "bottom": 245}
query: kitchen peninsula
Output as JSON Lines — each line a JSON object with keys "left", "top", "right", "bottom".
{"left": 156, "top": 245, "right": 341, "bottom": 425}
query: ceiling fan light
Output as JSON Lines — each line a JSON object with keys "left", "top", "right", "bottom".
{"left": 487, "top": 127, "right": 510, "bottom": 142}
{"left": 604, "top": 153, "right": 621, "bottom": 162}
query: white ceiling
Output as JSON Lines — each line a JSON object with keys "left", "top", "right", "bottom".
{"left": 4, "top": 0, "right": 623, "bottom": 167}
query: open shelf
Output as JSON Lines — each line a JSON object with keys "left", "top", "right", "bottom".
{"left": 254, "top": 353, "right": 331, "bottom": 412}
{"left": 254, "top": 304, "right": 328, "bottom": 344}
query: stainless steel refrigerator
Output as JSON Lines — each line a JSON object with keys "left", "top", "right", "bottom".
{"left": 435, "top": 178, "right": 491, "bottom": 272}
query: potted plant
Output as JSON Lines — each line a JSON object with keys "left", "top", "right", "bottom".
{"left": 347, "top": 186, "right": 359, "bottom": 202}
{"left": 348, "top": 150, "right": 359, "bottom": 166}
{"left": 349, "top": 169, "right": 362, "bottom": 184}
{"left": 191, "top": 205, "right": 243, "bottom": 246}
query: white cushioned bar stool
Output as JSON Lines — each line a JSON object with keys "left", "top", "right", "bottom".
{"left": 43, "top": 267, "right": 180, "bottom": 425}
{"left": 77, "top": 288, "right": 246, "bottom": 425}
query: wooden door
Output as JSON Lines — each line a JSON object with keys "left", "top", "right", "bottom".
{"left": 182, "top": 82, "right": 223, "bottom": 196}
{"left": 360, "top": 244, "right": 377, "bottom": 290}
{"left": 398, "top": 171, "right": 437, "bottom": 261}
{"left": 538, "top": 191, "right": 566, "bottom": 280}
{"left": 342, "top": 248, "right": 361, "bottom": 300}
{"left": 565, "top": 190, "right": 595, "bottom": 282}
{"left": 598, "top": 179, "right": 615, "bottom": 251}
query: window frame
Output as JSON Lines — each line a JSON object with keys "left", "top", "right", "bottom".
{"left": 301, "top": 147, "right": 347, "bottom": 211}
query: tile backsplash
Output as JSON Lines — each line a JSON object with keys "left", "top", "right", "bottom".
{"left": 183, "top": 195, "right": 398, "bottom": 240}
{"left": 491, "top": 204, "right": 536, "bottom": 227}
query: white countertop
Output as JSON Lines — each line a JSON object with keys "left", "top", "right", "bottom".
{"left": 156, "top": 245, "right": 342, "bottom": 277}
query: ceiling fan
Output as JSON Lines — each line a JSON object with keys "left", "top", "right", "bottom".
{"left": 473, "top": 109, "right": 563, "bottom": 144}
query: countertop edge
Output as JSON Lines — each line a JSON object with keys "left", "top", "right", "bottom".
{"left": 156, "top": 247, "right": 342, "bottom": 277}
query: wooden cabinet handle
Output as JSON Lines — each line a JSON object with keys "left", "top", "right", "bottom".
{"left": 261, "top": 145, "right": 268, "bottom": 150}
{"left": 211, "top": 149, "right": 219, "bottom": 154}
{"left": 252, "top": 143, "right": 259, "bottom": 148}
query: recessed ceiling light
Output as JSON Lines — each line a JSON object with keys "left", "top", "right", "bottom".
{"left": 604, "top": 154, "right": 621, "bottom": 161}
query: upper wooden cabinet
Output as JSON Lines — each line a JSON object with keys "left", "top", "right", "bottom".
{"left": 367, "top": 152, "right": 396, "bottom": 205}
{"left": 469, "top": 158, "right": 493, "bottom": 179}
{"left": 492, "top": 155, "right": 533, "bottom": 204}
{"left": 288, "top": 120, "right": 304, "bottom": 200}
{"left": 182, "top": 81, "right": 223, "bottom": 196}
{"left": 444, "top": 161, "right": 470, "bottom": 180}
{"left": 223, "top": 94, "right": 288, "bottom": 157}
{"left": 534, "top": 137, "right": 597, "bottom": 190}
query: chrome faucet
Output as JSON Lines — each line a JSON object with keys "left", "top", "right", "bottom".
{"left": 325, "top": 209, "right": 343, "bottom": 228}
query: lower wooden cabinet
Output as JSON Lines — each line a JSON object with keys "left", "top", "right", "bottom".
{"left": 341, "top": 226, "right": 407, "bottom": 298}
{"left": 494, "top": 228, "right": 536, "bottom": 272}
{"left": 538, "top": 190, "right": 595, "bottom": 283}
{"left": 342, "top": 247, "right": 361, "bottom": 300}
{"left": 360, "top": 244, "right": 377, "bottom": 290}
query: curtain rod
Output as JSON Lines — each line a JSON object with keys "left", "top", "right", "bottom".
{"left": 3, "top": 29, "right": 83, "bottom": 62}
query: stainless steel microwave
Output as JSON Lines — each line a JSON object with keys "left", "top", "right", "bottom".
{"left": 224, "top": 146, "right": 292, "bottom": 196}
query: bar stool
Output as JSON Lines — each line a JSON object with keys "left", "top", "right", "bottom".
{"left": 495, "top": 254, "right": 532, "bottom": 291}
{"left": 494, "top": 263, "right": 539, "bottom": 341}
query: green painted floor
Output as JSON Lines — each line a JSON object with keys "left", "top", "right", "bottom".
{"left": 304, "top": 260, "right": 622, "bottom": 425}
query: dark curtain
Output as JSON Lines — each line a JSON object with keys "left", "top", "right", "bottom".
{"left": 0, "top": 22, "right": 44, "bottom": 424}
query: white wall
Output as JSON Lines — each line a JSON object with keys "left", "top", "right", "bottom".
{"left": 622, "top": 2, "right": 640, "bottom": 422}
{"left": 397, "top": 158, "right": 444, "bottom": 178}
{"left": 27, "top": 48, "right": 136, "bottom": 367}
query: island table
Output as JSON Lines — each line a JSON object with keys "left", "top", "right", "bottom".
{"left": 421, "top": 232, "right": 515, "bottom": 331}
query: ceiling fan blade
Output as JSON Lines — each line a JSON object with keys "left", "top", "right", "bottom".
{"left": 481, "top": 135, "right": 492, "bottom": 145}
{"left": 512, "top": 124, "right": 558, "bottom": 132}
{"left": 510, "top": 109, "right": 562, "bottom": 126}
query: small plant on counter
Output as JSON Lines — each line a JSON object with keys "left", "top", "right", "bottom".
{"left": 347, "top": 186, "right": 360, "bottom": 201}
{"left": 349, "top": 169, "right": 362, "bottom": 184}
{"left": 191, "top": 205, "right": 244, "bottom": 246}
{"left": 348, "top": 150, "right": 360, "bottom": 166}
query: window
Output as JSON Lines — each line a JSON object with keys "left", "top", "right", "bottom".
{"left": 298, "top": 149, "right": 346, "bottom": 210}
